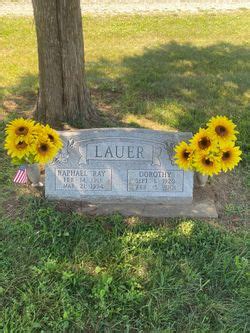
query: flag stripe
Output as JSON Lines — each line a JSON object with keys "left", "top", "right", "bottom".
{"left": 13, "top": 167, "right": 27, "bottom": 184}
{"left": 14, "top": 172, "right": 20, "bottom": 182}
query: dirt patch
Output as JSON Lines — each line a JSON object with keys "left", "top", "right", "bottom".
{"left": 211, "top": 167, "right": 249, "bottom": 229}
{"left": 2, "top": 93, "right": 36, "bottom": 119}
{"left": 189, "top": 167, "right": 249, "bottom": 230}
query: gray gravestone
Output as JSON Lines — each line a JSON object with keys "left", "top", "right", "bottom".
{"left": 45, "top": 128, "right": 193, "bottom": 204}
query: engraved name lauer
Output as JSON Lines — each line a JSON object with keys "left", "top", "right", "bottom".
{"left": 78, "top": 143, "right": 162, "bottom": 166}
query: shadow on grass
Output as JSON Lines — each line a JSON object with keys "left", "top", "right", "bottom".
{"left": 1, "top": 41, "right": 249, "bottom": 148}
{"left": 87, "top": 41, "right": 250, "bottom": 150}
{"left": 0, "top": 73, "right": 37, "bottom": 120}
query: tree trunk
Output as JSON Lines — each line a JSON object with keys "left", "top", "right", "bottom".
{"left": 32, "top": 0, "right": 95, "bottom": 128}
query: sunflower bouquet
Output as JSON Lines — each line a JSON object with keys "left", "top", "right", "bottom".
{"left": 4, "top": 118, "right": 63, "bottom": 165}
{"left": 174, "top": 116, "right": 242, "bottom": 176}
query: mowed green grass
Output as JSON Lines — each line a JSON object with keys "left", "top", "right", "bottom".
{"left": 0, "top": 198, "right": 249, "bottom": 332}
{"left": 0, "top": 12, "right": 250, "bottom": 151}
{"left": 0, "top": 12, "right": 249, "bottom": 332}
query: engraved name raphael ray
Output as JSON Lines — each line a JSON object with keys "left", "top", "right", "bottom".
{"left": 56, "top": 168, "right": 112, "bottom": 191}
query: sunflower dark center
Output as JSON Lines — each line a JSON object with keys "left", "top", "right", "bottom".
{"left": 215, "top": 125, "right": 227, "bottom": 136}
{"left": 39, "top": 143, "right": 49, "bottom": 154}
{"left": 15, "top": 126, "right": 28, "bottom": 135}
{"left": 222, "top": 151, "right": 231, "bottom": 160}
{"left": 198, "top": 137, "right": 211, "bottom": 149}
{"left": 16, "top": 141, "right": 27, "bottom": 149}
{"left": 182, "top": 150, "right": 190, "bottom": 160}
{"left": 202, "top": 158, "right": 213, "bottom": 166}
{"left": 48, "top": 134, "right": 55, "bottom": 142}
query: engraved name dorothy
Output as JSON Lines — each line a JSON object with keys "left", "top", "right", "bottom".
{"left": 128, "top": 170, "right": 184, "bottom": 192}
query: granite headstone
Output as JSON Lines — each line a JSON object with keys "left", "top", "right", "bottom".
{"left": 45, "top": 128, "right": 193, "bottom": 204}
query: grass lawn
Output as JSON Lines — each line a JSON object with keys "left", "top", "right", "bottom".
{"left": 0, "top": 11, "right": 249, "bottom": 332}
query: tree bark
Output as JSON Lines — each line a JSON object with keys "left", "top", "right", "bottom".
{"left": 32, "top": 0, "right": 95, "bottom": 128}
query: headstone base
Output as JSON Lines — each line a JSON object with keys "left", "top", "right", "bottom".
{"left": 55, "top": 186, "right": 218, "bottom": 218}
{"left": 55, "top": 200, "right": 218, "bottom": 218}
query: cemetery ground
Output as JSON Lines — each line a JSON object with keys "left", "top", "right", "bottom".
{"left": 0, "top": 11, "right": 249, "bottom": 332}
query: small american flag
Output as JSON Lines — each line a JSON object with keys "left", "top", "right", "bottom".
{"left": 13, "top": 165, "right": 27, "bottom": 184}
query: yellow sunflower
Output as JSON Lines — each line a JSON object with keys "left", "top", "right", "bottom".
{"left": 220, "top": 144, "right": 242, "bottom": 171}
{"left": 5, "top": 118, "right": 35, "bottom": 144}
{"left": 190, "top": 128, "right": 216, "bottom": 152}
{"left": 207, "top": 116, "right": 238, "bottom": 143}
{"left": 194, "top": 152, "right": 221, "bottom": 176}
{"left": 34, "top": 138, "right": 57, "bottom": 164}
{"left": 4, "top": 138, "right": 31, "bottom": 159}
{"left": 174, "top": 141, "right": 194, "bottom": 170}
{"left": 31, "top": 123, "right": 47, "bottom": 141}
{"left": 43, "top": 125, "right": 63, "bottom": 151}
